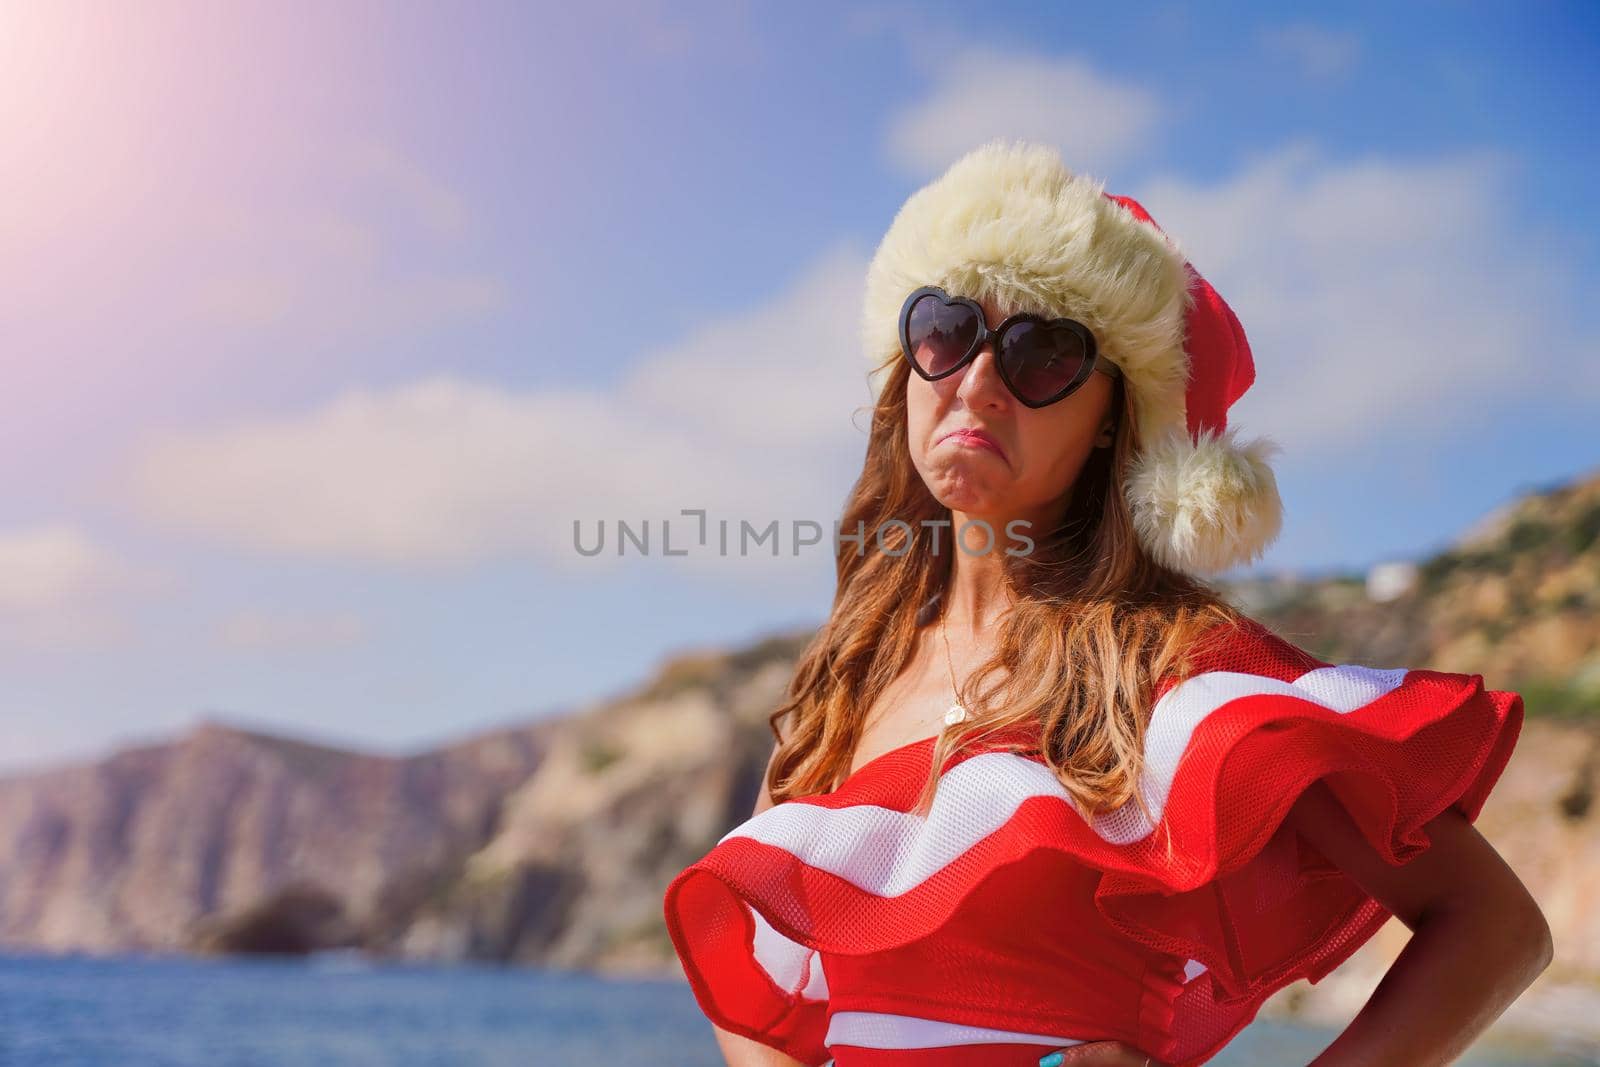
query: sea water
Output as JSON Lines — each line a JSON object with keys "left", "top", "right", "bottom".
{"left": 0, "top": 952, "right": 1587, "bottom": 1066}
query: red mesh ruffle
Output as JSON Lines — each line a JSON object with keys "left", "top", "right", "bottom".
{"left": 663, "top": 616, "right": 1524, "bottom": 1066}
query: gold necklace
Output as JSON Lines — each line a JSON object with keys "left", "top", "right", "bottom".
{"left": 939, "top": 605, "right": 970, "bottom": 727}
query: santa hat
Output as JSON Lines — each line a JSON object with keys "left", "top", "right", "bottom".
{"left": 861, "top": 138, "right": 1283, "bottom": 576}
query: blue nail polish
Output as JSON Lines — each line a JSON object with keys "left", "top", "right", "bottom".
{"left": 1038, "top": 1053, "right": 1065, "bottom": 1067}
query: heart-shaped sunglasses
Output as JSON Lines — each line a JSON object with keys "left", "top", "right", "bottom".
{"left": 898, "top": 286, "right": 1119, "bottom": 408}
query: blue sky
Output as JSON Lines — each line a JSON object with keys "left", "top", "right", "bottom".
{"left": 1, "top": 0, "right": 1596, "bottom": 773}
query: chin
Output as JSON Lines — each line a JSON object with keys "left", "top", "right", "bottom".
{"left": 931, "top": 480, "right": 1002, "bottom": 515}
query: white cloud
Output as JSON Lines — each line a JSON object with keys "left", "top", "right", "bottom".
{"left": 1258, "top": 23, "right": 1363, "bottom": 81}
{"left": 124, "top": 244, "right": 878, "bottom": 571}
{"left": 1124, "top": 140, "right": 1595, "bottom": 453}
{"left": 0, "top": 523, "right": 142, "bottom": 611}
{"left": 884, "top": 47, "right": 1162, "bottom": 179}
{"left": 618, "top": 243, "right": 876, "bottom": 446}
{"left": 0, "top": 523, "right": 166, "bottom": 650}
{"left": 121, "top": 140, "right": 1599, "bottom": 576}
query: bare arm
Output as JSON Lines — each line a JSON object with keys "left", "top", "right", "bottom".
{"left": 1288, "top": 779, "right": 1553, "bottom": 1067}
{"left": 713, "top": 1028, "right": 810, "bottom": 1067}
{"left": 710, "top": 737, "right": 810, "bottom": 1067}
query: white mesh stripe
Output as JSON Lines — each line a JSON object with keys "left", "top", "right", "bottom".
{"left": 748, "top": 903, "right": 828, "bottom": 1001}
{"left": 1092, "top": 664, "right": 1407, "bottom": 844}
{"left": 725, "top": 751, "right": 1061, "bottom": 893}
{"left": 824, "top": 1010, "right": 1088, "bottom": 1049}
{"left": 721, "top": 664, "right": 1411, "bottom": 885}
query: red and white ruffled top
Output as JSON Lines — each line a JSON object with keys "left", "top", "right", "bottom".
{"left": 662, "top": 616, "right": 1524, "bottom": 1066}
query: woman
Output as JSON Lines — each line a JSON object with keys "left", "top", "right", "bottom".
{"left": 662, "top": 139, "right": 1551, "bottom": 1067}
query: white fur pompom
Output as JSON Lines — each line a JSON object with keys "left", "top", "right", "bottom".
{"left": 1125, "top": 426, "right": 1285, "bottom": 575}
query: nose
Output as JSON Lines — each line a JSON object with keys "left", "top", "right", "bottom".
{"left": 954, "top": 342, "right": 1010, "bottom": 409}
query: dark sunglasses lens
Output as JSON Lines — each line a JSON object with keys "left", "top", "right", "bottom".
{"left": 905, "top": 294, "right": 980, "bottom": 377}
{"left": 999, "top": 321, "right": 1090, "bottom": 404}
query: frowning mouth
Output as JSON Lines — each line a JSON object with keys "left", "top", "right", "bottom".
{"left": 937, "top": 428, "right": 1007, "bottom": 463}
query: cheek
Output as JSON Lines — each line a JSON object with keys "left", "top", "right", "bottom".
{"left": 1022, "top": 381, "right": 1114, "bottom": 481}
{"left": 1016, "top": 417, "right": 1099, "bottom": 488}
{"left": 904, "top": 380, "right": 940, "bottom": 447}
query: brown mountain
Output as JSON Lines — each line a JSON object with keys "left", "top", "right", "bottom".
{"left": 0, "top": 717, "right": 554, "bottom": 955}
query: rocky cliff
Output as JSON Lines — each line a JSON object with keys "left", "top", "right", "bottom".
{"left": 0, "top": 717, "right": 555, "bottom": 955}
{"left": 1229, "top": 467, "right": 1600, "bottom": 698}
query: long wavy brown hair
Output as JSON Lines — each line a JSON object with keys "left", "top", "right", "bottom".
{"left": 765, "top": 355, "right": 1247, "bottom": 822}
